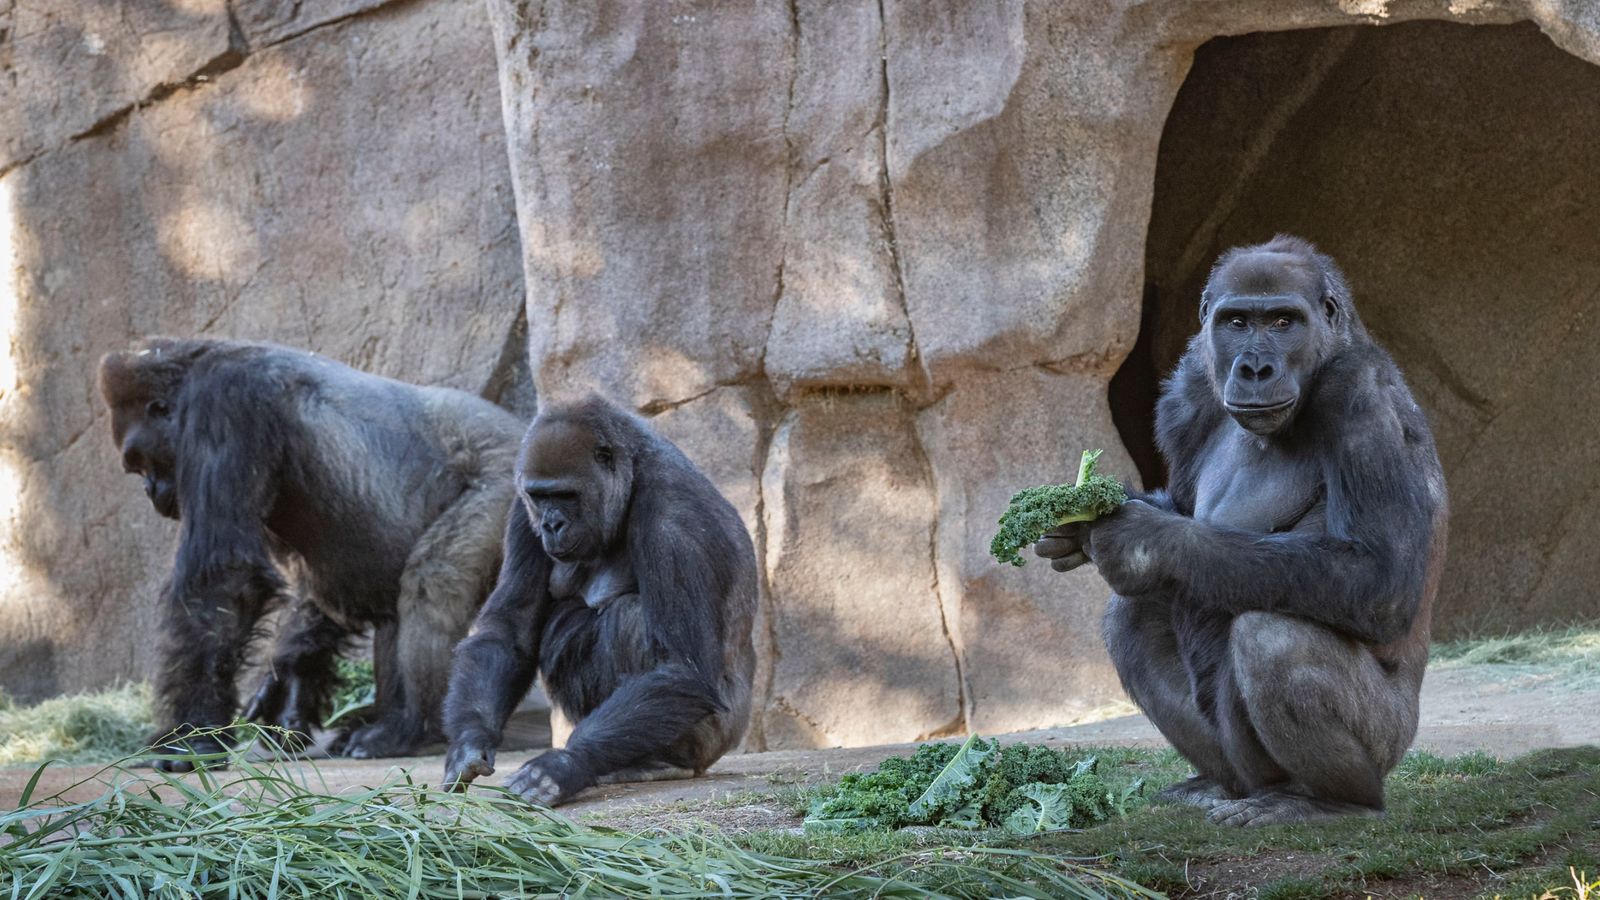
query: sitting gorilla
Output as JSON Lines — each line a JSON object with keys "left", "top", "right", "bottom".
{"left": 442, "top": 396, "right": 757, "bottom": 807}
{"left": 100, "top": 338, "right": 524, "bottom": 768}
{"left": 1038, "top": 236, "right": 1448, "bottom": 826}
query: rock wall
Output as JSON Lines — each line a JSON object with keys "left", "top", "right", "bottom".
{"left": 484, "top": 0, "right": 1600, "bottom": 749}
{"left": 0, "top": 0, "right": 527, "bottom": 702}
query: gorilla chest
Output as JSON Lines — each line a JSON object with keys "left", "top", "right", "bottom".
{"left": 550, "top": 558, "right": 639, "bottom": 610}
{"left": 1192, "top": 432, "right": 1323, "bottom": 533}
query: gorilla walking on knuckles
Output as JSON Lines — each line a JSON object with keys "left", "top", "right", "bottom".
{"left": 1037, "top": 236, "right": 1447, "bottom": 826}
{"left": 100, "top": 338, "right": 524, "bottom": 769}
{"left": 443, "top": 397, "right": 757, "bottom": 807}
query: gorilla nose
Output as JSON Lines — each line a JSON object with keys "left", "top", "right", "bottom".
{"left": 543, "top": 514, "right": 567, "bottom": 536}
{"left": 1233, "top": 355, "right": 1275, "bottom": 382}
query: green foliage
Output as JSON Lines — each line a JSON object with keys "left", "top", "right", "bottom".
{"left": 990, "top": 449, "right": 1128, "bottom": 566}
{"left": 0, "top": 685, "right": 153, "bottom": 767}
{"left": 767, "top": 746, "right": 1600, "bottom": 900}
{"left": 326, "top": 655, "right": 376, "bottom": 727}
{"left": 805, "top": 736, "right": 1146, "bottom": 835}
{"left": 0, "top": 727, "right": 1155, "bottom": 900}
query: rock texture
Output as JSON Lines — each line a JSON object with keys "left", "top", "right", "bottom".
{"left": 0, "top": 0, "right": 525, "bottom": 701}
{"left": 486, "top": 0, "right": 1600, "bottom": 747}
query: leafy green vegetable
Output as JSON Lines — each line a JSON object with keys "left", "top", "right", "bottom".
{"left": 325, "top": 656, "right": 376, "bottom": 727}
{"left": 804, "top": 737, "right": 1146, "bottom": 834}
{"left": 1004, "top": 782, "right": 1078, "bottom": 834}
{"left": 908, "top": 733, "right": 996, "bottom": 821}
{"left": 805, "top": 742, "right": 959, "bottom": 832}
{"left": 990, "top": 449, "right": 1127, "bottom": 567}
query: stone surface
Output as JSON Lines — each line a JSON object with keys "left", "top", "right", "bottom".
{"left": 918, "top": 369, "right": 1135, "bottom": 736}
{"left": 0, "top": 0, "right": 236, "bottom": 173}
{"left": 0, "top": 0, "right": 523, "bottom": 702}
{"left": 760, "top": 393, "right": 961, "bottom": 747}
{"left": 487, "top": 1, "right": 789, "bottom": 410}
{"left": 761, "top": 1, "right": 916, "bottom": 398}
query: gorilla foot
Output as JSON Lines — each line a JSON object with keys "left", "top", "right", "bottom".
{"left": 595, "top": 764, "right": 695, "bottom": 786}
{"left": 505, "top": 749, "right": 593, "bottom": 807}
{"left": 1206, "top": 791, "right": 1382, "bottom": 827}
{"left": 340, "top": 719, "right": 424, "bottom": 759}
{"left": 1156, "top": 776, "right": 1235, "bottom": 810}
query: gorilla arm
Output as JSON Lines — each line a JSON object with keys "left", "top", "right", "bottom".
{"left": 154, "top": 386, "right": 291, "bottom": 770}
{"left": 442, "top": 501, "right": 551, "bottom": 789}
{"left": 1084, "top": 420, "right": 1438, "bottom": 646}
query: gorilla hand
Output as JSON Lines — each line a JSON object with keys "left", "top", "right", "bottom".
{"left": 443, "top": 734, "right": 497, "bottom": 791}
{"left": 241, "top": 670, "right": 287, "bottom": 725}
{"left": 241, "top": 670, "right": 316, "bottom": 752}
{"left": 1076, "top": 499, "right": 1169, "bottom": 596}
{"left": 505, "top": 749, "right": 593, "bottom": 807}
{"left": 1034, "top": 523, "right": 1090, "bottom": 572}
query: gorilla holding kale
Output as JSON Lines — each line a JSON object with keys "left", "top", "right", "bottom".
{"left": 100, "top": 338, "right": 524, "bottom": 768}
{"left": 1034, "top": 236, "right": 1448, "bottom": 826}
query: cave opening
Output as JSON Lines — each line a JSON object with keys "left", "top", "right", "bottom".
{"left": 1111, "top": 20, "right": 1600, "bottom": 633}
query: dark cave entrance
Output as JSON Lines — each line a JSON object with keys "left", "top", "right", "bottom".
{"left": 1110, "top": 20, "right": 1600, "bottom": 632}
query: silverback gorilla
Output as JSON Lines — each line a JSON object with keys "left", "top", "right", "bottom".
{"left": 442, "top": 397, "right": 757, "bottom": 807}
{"left": 1037, "top": 236, "right": 1448, "bottom": 826}
{"left": 100, "top": 338, "right": 524, "bottom": 770}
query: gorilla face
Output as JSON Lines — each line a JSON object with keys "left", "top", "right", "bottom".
{"left": 518, "top": 418, "right": 629, "bottom": 562}
{"left": 1201, "top": 252, "right": 1337, "bottom": 437}
{"left": 111, "top": 395, "right": 180, "bottom": 520}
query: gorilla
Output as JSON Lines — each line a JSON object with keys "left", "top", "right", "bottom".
{"left": 99, "top": 337, "right": 524, "bottom": 769}
{"left": 1037, "top": 236, "right": 1448, "bottom": 826}
{"left": 442, "top": 396, "right": 757, "bottom": 807}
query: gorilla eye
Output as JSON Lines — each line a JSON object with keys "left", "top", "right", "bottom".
{"left": 146, "top": 400, "right": 170, "bottom": 419}
{"left": 593, "top": 446, "right": 614, "bottom": 467}
{"left": 1228, "top": 317, "right": 1247, "bottom": 330}
{"left": 1272, "top": 317, "right": 1292, "bottom": 329}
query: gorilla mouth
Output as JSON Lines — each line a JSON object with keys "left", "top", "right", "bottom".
{"left": 1224, "top": 398, "right": 1297, "bottom": 435}
{"left": 1224, "top": 398, "right": 1296, "bottom": 415}
{"left": 146, "top": 476, "right": 179, "bottom": 520}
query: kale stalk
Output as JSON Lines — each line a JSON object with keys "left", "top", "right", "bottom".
{"left": 989, "top": 449, "right": 1127, "bottom": 567}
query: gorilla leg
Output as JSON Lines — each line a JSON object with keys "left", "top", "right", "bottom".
{"left": 1104, "top": 594, "right": 1247, "bottom": 804}
{"left": 507, "top": 600, "right": 721, "bottom": 805}
{"left": 1208, "top": 612, "right": 1418, "bottom": 826}
{"left": 243, "top": 598, "right": 349, "bottom": 749}
{"left": 343, "top": 482, "right": 505, "bottom": 758}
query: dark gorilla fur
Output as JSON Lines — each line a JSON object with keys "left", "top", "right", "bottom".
{"left": 1036, "top": 235, "right": 1448, "bottom": 826}
{"left": 99, "top": 337, "right": 524, "bottom": 770}
{"left": 442, "top": 396, "right": 757, "bottom": 807}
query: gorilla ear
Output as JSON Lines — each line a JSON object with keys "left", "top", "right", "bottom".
{"left": 1198, "top": 290, "right": 1213, "bottom": 325}
{"left": 1322, "top": 294, "right": 1340, "bottom": 324}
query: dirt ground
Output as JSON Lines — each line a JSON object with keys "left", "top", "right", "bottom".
{"left": 3, "top": 661, "right": 1594, "bottom": 821}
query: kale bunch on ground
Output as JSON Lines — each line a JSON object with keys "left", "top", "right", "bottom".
{"left": 804, "top": 735, "right": 1145, "bottom": 835}
{"left": 990, "top": 449, "right": 1127, "bottom": 567}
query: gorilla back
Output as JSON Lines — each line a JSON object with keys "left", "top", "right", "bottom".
{"left": 443, "top": 396, "right": 757, "bottom": 807}
{"left": 100, "top": 337, "right": 524, "bottom": 768}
